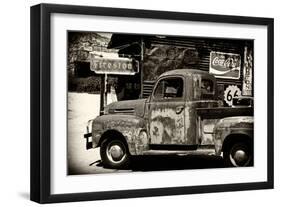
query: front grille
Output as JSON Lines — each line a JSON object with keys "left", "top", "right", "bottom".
{"left": 112, "top": 108, "right": 135, "bottom": 114}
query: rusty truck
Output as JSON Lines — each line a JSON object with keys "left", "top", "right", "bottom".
{"left": 84, "top": 69, "right": 253, "bottom": 169}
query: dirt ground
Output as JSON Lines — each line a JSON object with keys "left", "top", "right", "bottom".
{"left": 67, "top": 92, "right": 224, "bottom": 175}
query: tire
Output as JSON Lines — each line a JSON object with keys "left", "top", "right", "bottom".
{"left": 223, "top": 140, "right": 253, "bottom": 167}
{"left": 100, "top": 138, "right": 130, "bottom": 169}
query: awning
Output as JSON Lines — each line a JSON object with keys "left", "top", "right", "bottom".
{"left": 107, "top": 34, "right": 142, "bottom": 49}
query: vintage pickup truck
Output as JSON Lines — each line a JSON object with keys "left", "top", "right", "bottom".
{"left": 84, "top": 69, "right": 253, "bottom": 169}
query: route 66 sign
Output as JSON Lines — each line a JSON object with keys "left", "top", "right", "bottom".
{"left": 224, "top": 85, "right": 241, "bottom": 106}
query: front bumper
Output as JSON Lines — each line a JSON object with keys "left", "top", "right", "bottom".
{"left": 83, "top": 119, "right": 94, "bottom": 150}
{"left": 84, "top": 132, "right": 93, "bottom": 150}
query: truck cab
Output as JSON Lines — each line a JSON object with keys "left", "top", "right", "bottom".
{"left": 84, "top": 69, "right": 253, "bottom": 169}
{"left": 147, "top": 69, "right": 219, "bottom": 147}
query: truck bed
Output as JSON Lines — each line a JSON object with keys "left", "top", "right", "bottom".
{"left": 196, "top": 106, "right": 253, "bottom": 145}
{"left": 196, "top": 106, "right": 253, "bottom": 119}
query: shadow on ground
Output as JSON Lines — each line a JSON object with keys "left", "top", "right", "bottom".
{"left": 129, "top": 154, "right": 224, "bottom": 171}
{"left": 18, "top": 192, "right": 30, "bottom": 200}
{"left": 69, "top": 154, "right": 225, "bottom": 175}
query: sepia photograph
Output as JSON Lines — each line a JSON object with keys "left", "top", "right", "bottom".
{"left": 67, "top": 31, "right": 254, "bottom": 175}
{"left": 30, "top": 3, "right": 274, "bottom": 203}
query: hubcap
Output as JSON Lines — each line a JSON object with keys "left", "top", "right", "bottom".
{"left": 233, "top": 150, "right": 248, "bottom": 165}
{"left": 230, "top": 148, "right": 249, "bottom": 166}
{"left": 106, "top": 142, "right": 126, "bottom": 163}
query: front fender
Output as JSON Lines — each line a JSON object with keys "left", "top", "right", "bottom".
{"left": 91, "top": 114, "right": 149, "bottom": 155}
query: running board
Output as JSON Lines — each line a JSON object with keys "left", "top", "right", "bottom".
{"left": 142, "top": 148, "right": 216, "bottom": 156}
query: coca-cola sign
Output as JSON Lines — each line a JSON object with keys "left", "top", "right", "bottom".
{"left": 209, "top": 51, "right": 241, "bottom": 79}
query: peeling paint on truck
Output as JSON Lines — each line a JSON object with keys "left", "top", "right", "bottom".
{"left": 85, "top": 69, "right": 253, "bottom": 161}
{"left": 91, "top": 114, "right": 149, "bottom": 155}
{"left": 150, "top": 107, "right": 185, "bottom": 144}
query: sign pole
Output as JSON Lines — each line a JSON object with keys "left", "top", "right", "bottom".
{"left": 104, "top": 73, "right": 108, "bottom": 107}
{"left": 99, "top": 75, "right": 104, "bottom": 115}
{"left": 90, "top": 54, "right": 140, "bottom": 114}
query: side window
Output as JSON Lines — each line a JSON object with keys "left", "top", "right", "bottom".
{"left": 153, "top": 77, "right": 183, "bottom": 99}
{"left": 201, "top": 79, "right": 214, "bottom": 98}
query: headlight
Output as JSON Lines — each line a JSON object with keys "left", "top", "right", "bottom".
{"left": 86, "top": 119, "right": 94, "bottom": 134}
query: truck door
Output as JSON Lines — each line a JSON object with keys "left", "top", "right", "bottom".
{"left": 148, "top": 76, "right": 187, "bottom": 145}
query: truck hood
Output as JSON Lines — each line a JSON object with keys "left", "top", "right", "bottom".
{"left": 106, "top": 99, "right": 147, "bottom": 117}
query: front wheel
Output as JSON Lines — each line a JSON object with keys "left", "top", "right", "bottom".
{"left": 100, "top": 138, "right": 130, "bottom": 169}
{"left": 224, "top": 141, "right": 253, "bottom": 167}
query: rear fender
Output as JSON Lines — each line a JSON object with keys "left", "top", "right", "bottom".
{"left": 213, "top": 116, "right": 253, "bottom": 155}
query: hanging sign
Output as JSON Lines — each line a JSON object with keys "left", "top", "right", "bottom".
{"left": 242, "top": 47, "right": 253, "bottom": 96}
{"left": 209, "top": 51, "right": 241, "bottom": 79}
{"left": 224, "top": 85, "right": 242, "bottom": 106}
{"left": 90, "top": 56, "right": 139, "bottom": 75}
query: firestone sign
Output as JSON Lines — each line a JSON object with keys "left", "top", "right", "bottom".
{"left": 209, "top": 51, "right": 241, "bottom": 79}
{"left": 90, "top": 57, "right": 139, "bottom": 75}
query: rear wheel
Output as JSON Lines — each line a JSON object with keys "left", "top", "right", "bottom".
{"left": 100, "top": 138, "right": 130, "bottom": 169}
{"left": 224, "top": 141, "right": 253, "bottom": 167}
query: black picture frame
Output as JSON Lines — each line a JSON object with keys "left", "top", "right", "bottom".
{"left": 30, "top": 3, "right": 274, "bottom": 203}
